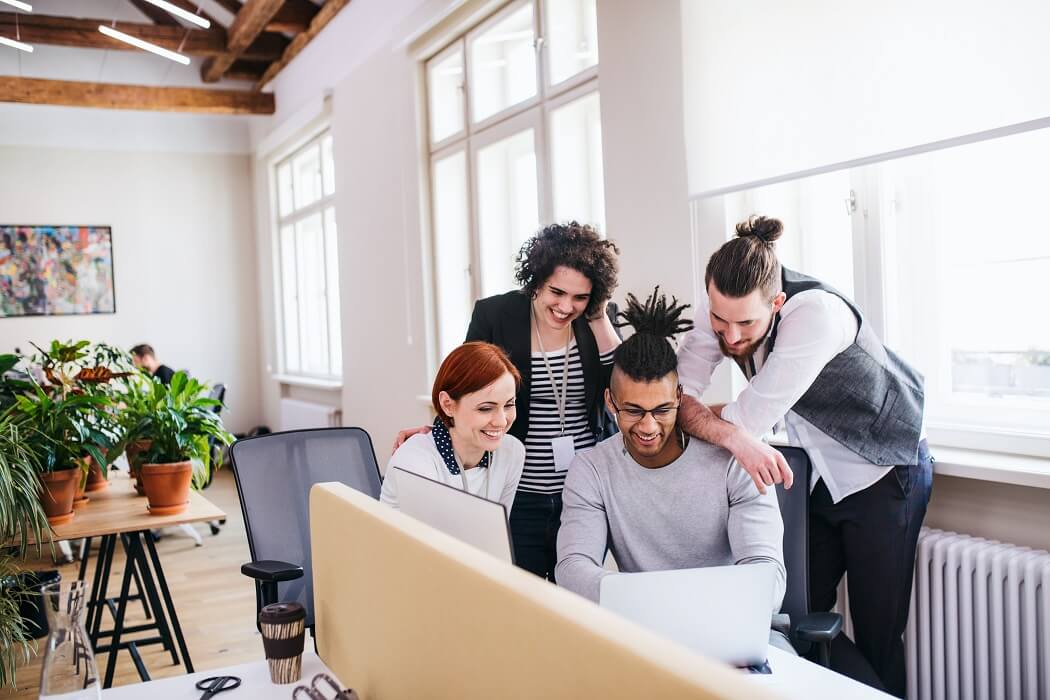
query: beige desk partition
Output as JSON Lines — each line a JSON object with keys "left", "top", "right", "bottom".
{"left": 310, "top": 483, "right": 779, "bottom": 700}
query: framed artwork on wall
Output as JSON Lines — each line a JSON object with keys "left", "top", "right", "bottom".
{"left": 0, "top": 225, "right": 116, "bottom": 317}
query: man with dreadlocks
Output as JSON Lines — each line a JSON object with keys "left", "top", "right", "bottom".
{"left": 555, "top": 287, "right": 786, "bottom": 615}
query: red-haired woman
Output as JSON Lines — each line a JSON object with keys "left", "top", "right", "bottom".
{"left": 381, "top": 342, "right": 525, "bottom": 511}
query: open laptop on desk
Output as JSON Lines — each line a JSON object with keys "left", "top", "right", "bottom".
{"left": 599, "top": 564, "right": 775, "bottom": 669}
{"left": 389, "top": 467, "right": 515, "bottom": 564}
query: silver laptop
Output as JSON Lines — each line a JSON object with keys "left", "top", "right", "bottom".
{"left": 390, "top": 467, "right": 515, "bottom": 564}
{"left": 599, "top": 564, "right": 775, "bottom": 667}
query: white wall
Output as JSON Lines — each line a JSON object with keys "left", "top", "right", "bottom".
{"left": 0, "top": 145, "right": 261, "bottom": 434}
{"left": 682, "top": 0, "right": 1050, "bottom": 195}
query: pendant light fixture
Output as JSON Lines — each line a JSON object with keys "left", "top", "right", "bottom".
{"left": 140, "top": 0, "right": 210, "bottom": 29}
{"left": 98, "top": 24, "right": 191, "bottom": 65}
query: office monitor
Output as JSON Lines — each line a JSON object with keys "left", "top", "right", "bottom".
{"left": 389, "top": 467, "right": 515, "bottom": 564}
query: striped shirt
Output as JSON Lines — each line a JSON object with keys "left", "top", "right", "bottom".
{"left": 520, "top": 340, "right": 615, "bottom": 494}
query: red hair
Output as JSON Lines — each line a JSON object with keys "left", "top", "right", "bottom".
{"left": 432, "top": 342, "right": 521, "bottom": 426}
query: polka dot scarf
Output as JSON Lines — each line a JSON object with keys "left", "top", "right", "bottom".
{"left": 432, "top": 416, "right": 491, "bottom": 475}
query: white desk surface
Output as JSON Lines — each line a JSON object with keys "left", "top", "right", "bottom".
{"left": 100, "top": 647, "right": 887, "bottom": 699}
{"left": 101, "top": 652, "right": 339, "bottom": 699}
{"left": 748, "top": 646, "right": 893, "bottom": 699}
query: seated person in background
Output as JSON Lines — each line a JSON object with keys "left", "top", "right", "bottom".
{"left": 130, "top": 343, "right": 175, "bottom": 385}
{"left": 556, "top": 287, "right": 786, "bottom": 614}
{"left": 381, "top": 341, "right": 525, "bottom": 512}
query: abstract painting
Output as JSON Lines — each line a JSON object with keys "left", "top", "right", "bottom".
{"left": 0, "top": 225, "right": 115, "bottom": 317}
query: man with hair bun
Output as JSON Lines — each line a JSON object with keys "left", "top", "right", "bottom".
{"left": 556, "top": 287, "right": 786, "bottom": 621}
{"left": 676, "top": 215, "right": 931, "bottom": 696}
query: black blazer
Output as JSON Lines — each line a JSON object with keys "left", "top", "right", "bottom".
{"left": 465, "top": 290, "right": 617, "bottom": 444}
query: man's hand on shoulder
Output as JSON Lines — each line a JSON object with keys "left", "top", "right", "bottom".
{"left": 726, "top": 430, "right": 794, "bottom": 495}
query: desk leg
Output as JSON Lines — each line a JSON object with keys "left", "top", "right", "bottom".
{"left": 89, "top": 535, "right": 117, "bottom": 645}
{"left": 102, "top": 533, "right": 137, "bottom": 689}
{"left": 127, "top": 532, "right": 178, "bottom": 665}
{"left": 143, "top": 531, "right": 194, "bottom": 673}
{"left": 77, "top": 536, "right": 92, "bottom": 583}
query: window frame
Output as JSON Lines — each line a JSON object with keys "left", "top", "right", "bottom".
{"left": 421, "top": 0, "right": 603, "bottom": 368}
{"left": 694, "top": 124, "right": 1050, "bottom": 459}
{"left": 271, "top": 128, "right": 343, "bottom": 382}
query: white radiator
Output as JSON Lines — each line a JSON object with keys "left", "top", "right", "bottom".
{"left": 278, "top": 398, "right": 342, "bottom": 431}
{"left": 906, "top": 527, "right": 1050, "bottom": 700}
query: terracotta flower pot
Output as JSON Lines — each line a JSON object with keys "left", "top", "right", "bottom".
{"left": 85, "top": 456, "right": 109, "bottom": 493}
{"left": 139, "top": 461, "right": 193, "bottom": 516}
{"left": 39, "top": 470, "right": 79, "bottom": 525}
{"left": 125, "top": 440, "right": 152, "bottom": 497}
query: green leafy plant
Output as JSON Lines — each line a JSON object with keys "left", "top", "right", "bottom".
{"left": 0, "top": 555, "right": 32, "bottom": 690}
{"left": 136, "top": 372, "right": 233, "bottom": 487}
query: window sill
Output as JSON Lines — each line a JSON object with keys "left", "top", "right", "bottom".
{"left": 927, "top": 446, "right": 1050, "bottom": 490}
{"left": 767, "top": 435, "right": 1050, "bottom": 490}
{"left": 273, "top": 374, "right": 343, "bottom": 390}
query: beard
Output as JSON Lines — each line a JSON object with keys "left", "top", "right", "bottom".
{"left": 717, "top": 335, "right": 765, "bottom": 361}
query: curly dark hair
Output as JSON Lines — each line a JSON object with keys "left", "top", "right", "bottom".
{"left": 514, "top": 222, "right": 620, "bottom": 318}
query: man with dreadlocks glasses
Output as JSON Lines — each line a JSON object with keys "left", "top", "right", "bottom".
{"left": 556, "top": 287, "right": 786, "bottom": 620}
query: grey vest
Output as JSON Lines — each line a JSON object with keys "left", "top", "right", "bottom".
{"left": 767, "top": 268, "right": 925, "bottom": 466}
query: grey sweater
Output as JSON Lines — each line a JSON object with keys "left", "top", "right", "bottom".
{"left": 555, "top": 433, "right": 786, "bottom": 611}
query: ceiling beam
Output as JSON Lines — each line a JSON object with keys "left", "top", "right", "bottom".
{"left": 0, "top": 76, "right": 275, "bottom": 115}
{"left": 0, "top": 12, "right": 284, "bottom": 61}
{"left": 256, "top": 0, "right": 350, "bottom": 89}
{"left": 268, "top": 0, "right": 319, "bottom": 34}
{"left": 210, "top": 0, "right": 243, "bottom": 13}
{"left": 201, "top": 0, "right": 286, "bottom": 83}
{"left": 226, "top": 59, "right": 268, "bottom": 82}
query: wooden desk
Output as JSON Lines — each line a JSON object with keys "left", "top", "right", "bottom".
{"left": 52, "top": 472, "right": 226, "bottom": 689}
{"left": 48, "top": 474, "right": 226, "bottom": 541}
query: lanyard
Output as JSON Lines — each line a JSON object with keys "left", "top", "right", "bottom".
{"left": 532, "top": 306, "right": 572, "bottom": 436}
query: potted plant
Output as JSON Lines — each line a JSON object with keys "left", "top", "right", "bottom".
{"left": 136, "top": 372, "right": 233, "bottom": 515}
{"left": 0, "top": 358, "right": 55, "bottom": 689}
{"left": 13, "top": 341, "right": 130, "bottom": 524}
{"left": 114, "top": 372, "right": 155, "bottom": 496}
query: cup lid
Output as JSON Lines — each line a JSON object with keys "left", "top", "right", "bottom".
{"left": 259, "top": 601, "right": 305, "bottom": 625}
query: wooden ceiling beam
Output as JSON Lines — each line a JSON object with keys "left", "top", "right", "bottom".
{"left": 256, "top": 0, "right": 350, "bottom": 89}
{"left": 0, "top": 76, "right": 275, "bottom": 114}
{"left": 226, "top": 59, "right": 268, "bottom": 82}
{"left": 201, "top": 0, "right": 286, "bottom": 83}
{"left": 210, "top": 0, "right": 243, "bottom": 14}
{"left": 268, "top": 0, "right": 319, "bottom": 33}
{"left": 0, "top": 12, "right": 284, "bottom": 61}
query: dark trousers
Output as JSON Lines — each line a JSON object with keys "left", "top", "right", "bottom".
{"left": 809, "top": 441, "right": 933, "bottom": 698}
{"left": 509, "top": 491, "right": 562, "bottom": 582}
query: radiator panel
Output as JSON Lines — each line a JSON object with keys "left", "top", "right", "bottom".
{"left": 906, "top": 527, "right": 1049, "bottom": 700}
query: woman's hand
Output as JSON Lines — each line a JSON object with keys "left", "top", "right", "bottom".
{"left": 586, "top": 298, "right": 610, "bottom": 322}
{"left": 391, "top": 425, "right": 431, "bottom": 454}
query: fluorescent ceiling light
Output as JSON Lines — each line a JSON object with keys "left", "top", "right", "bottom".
{"left": 98, "top": 25, "right": 190, "bottom": 65}
{"left": 141, "top": 0, "right": 210, "bottom": 29}
{"left": 0, "top": 35, "right": 32, "bottom": 52}
{"left": 0, "top": 1, "right": 32, "bottom": 12}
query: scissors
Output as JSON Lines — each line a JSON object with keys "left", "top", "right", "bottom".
{"left": 195, "top": 675, "right": 242, "bottom": 699}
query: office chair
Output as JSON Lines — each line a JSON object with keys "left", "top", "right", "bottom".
{"left": 230, "top": 427, "right": 383, "bottom": 632}
{"left": 773, "top": 445, "right": 842, "bottom": 666}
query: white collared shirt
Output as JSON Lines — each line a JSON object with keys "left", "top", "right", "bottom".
{"left": 678, "top": 289, "right": 908, "bottom": 504}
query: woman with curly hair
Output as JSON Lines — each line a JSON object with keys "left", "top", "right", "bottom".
{"left": 395, "top": 222, "right": 621, "bottom": 580}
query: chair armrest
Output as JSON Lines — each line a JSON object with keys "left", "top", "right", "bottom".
{"left": 241, "top": 560, "right": 304, "bottom": 583}
{"left": 793, "top": 612, "right": 842, "bottom": 644}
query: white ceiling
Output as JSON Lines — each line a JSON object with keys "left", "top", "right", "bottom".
{"left": 0, "top": 0, "right": 256, "bottom": 88}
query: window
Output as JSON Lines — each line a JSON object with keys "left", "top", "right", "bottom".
{"left": 274, "top": 131, "right": 342, "bottom": 380}
{"left": 698, "top": 126, "right": 1050, "bottom": 455}
{"left": 425, "top": 0, "right": 604, "bottom": 361}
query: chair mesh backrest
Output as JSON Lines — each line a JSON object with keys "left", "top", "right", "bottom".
{"left": 230, "top": 427, "right": 382, "bottom": 628}
{"left": 774, "top": 446, "right": 812, "bottom": 621}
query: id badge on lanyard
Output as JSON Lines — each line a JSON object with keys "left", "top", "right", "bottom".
{"left": 534, "top": 308, "right": 577, "bottom": 472}
{"left": 552, "top": 435, "right": 575, "bottom": 471}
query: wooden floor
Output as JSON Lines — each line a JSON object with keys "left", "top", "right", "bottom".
{"left": 3, "top": 469, "right": 261, "bottom": 697}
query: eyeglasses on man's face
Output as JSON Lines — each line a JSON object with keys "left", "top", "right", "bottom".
{"left": 608, "top": 392, "right": 681, "bottom": 423}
